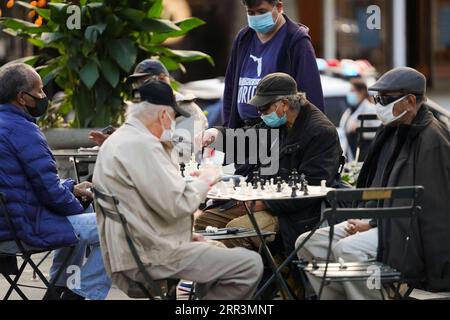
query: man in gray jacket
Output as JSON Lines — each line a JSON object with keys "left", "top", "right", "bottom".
{"left": 93, "top": 80, "right": 263, "bottom": 300}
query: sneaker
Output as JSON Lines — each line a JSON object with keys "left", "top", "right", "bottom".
{"left": 178, "top": 281, "right": 194, "bottom": 294}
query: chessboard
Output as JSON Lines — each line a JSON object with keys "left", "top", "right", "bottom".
{"left": 207, "top": 172, "right": 333, "bottom": 202}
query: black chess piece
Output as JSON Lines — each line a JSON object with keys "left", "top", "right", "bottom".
{"left": 180, "top": 163, "right": 186, "bottom": 178}
{"left": 277, "top": 181, "right": 282, "bottom": 193}
{"left": 300, "top": 173, "right": 306, "bottom": 192}
{"left": 252, "top": 171, "right": 260, "bottom": 189}
{"left": 260, "top": 179, "right": 266, "bottom": 190}
{"left": 303, "top": 180, "right": 309, "bottom": 196}
{"left": 291, "top": 186, "right": 298, "bottom": 198}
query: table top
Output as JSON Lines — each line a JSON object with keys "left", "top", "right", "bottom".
{"left": 207, "top": 185, "right": 333, "bottom": 202}
{"left": 52, "top": 148, "right": 99, "bottom": 157}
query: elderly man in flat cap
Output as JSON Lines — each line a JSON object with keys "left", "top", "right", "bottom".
{"left": 296, "top": 67, "right": 450, "bottom": 300}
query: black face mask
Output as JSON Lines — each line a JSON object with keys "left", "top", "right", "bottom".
{"left": 23, "top": 92, "right": 49, "bottom": 118}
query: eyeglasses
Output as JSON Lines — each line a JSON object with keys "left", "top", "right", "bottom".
{"left": 373, "top": 95, "right": 406, "bottom": 106}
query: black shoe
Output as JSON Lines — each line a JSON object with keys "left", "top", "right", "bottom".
{"left": 60, "top": 289, "right": 86, "bottom": 300}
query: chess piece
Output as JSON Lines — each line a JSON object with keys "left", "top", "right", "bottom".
{"left": 277, "top": 180, "right": 282, "bottom": 193}
{"left": 300, "top": 173, "right": 306, "bottom": 192}
{"left": 291, "top": 186, "right": 298, "bottom": 198}
{"left": 180, "top": 163, "right": 186, "bottom": 178}
{"left": 303, "top": 180, "right": 309, "bottom": 196}
{"left": 252, "top": 171, "right": 260, "bottom": 189}
{"left": 320, "top": 180, "right": 327, "bottom": 193}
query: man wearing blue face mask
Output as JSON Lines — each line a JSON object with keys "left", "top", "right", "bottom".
{"left": 221, "top": 0, "right": 324, "bottom": 130}
{"left": 195, "top": 73, "right": 342, "bottom": 256}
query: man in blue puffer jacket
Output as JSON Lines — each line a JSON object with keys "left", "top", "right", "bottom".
{"left": 0, "top": 63, "right": 111, "bottom": 300}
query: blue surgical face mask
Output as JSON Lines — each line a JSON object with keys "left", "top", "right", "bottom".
{"left": 247, "top": 8, "right": 279, "bottom": 34}
{"left": 346, "top": 92, "right": 360, "bottom": 107}
{"left": 261, "top": 105, "right": 287, "bottom": 128}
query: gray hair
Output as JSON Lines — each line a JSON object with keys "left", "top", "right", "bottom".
{"left": 282, "top": 92, "right": 307, "bottom": 112}
{"left": 126, "top": 101, "right": 167, "bottom": 122}
{"left": 0, "top": 63, "right": 36, "bottom": 104}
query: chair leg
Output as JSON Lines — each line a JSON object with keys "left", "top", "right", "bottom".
{"left": 2, "top": 272, "right": 28, "bottom": 300}
{"left": 32, "top": 251, "right": 52, "bottom": 280}
{"left": 3, "top": 258, "right": 29, "bottom": 300}
{"left": 41, "top": 246, "right": 76, "bottom": 300}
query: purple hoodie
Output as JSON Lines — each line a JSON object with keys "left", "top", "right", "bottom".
{"left": 222, "top": 14, "right": 324, "bottom": 129}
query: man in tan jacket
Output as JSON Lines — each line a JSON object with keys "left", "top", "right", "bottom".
{"left": 93, "top": 80, "right": 263, "bottom": 300}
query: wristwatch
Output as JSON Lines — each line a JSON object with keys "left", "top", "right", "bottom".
{"left": 369, "top": 219, "right": 378, "bottom": 229}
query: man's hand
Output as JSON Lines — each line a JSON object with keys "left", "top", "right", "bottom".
{"left": 193, "top": 209, "right": 203, "bottom": 221}
{"left": 89, "top": 131, "right": 110, "bottom": 147}
{"left": 345, "top": 219, "right": 372, "bottom": 235}
{"left": 192, "top": 233, "right": 206, "bottom": 242}
{"left": 73, "top": 181, "right": 93, "bottom": 200}
{"left": 195, "top": 128, "right": 219, "bottom": 148}
{"left": 191, "top": 166, "right": 223, "bottom": 188}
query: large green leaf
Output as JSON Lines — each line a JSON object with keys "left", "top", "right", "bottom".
{"left": 164, "top": 48, "right": 215, "bottom": 66}
{"left": 151, "top": 17, "right": 206, "bottom": 44}
{"left": 79, "top": 61, "right": 100, "bottom": 90}
{"left": 0, "top": 18, "right": 50, "bottom": 34}
{"left": 41, "top": 65, "right": 63, "bottom": 86}
{"left": 84, "top": 24, "right": 107, "bottom": 43}
{"left": 100, "top": 59, "right": 120, "bottom": 88}
{"left": 148, "top": 0, "right": 163, "bottom": 18}
{"left": 139, "top": 18, "right": 181, "bottom": 33}
{"left": 117, "top": 8, "right": 146, "bottom": 22}
{"left": 6, "top": 55, "right": 40, "bottom": 66}
{"left": 108, "top": 38, "right": 137, "bottom": 72}
{"left": 16, "top": 1, "right": 51, "bottom": 20}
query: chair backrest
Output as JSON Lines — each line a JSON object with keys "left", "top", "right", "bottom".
{"left": 0, "top": 192, "right": 27, "bottom": 253}
{"left": 356, "top": 114, "right": 380, "bottom": 137}
{"left": 324, "top": 186, "right": 424, "bottom": 223}
{"left": 92, "top": 186, "right": 166, "bottom": 299}
{"left": 355, "top": 114, "right": 380, "bottom": 162}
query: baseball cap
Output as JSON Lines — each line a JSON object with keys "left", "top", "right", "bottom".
{"left": 136, "top": 80, "right": 191, "bottom": 118}
{"left": 248, "top": 73, "right": 298, "bottom": 112}
{"left": 128, "top": 59, "right": 170, "bottom": 79}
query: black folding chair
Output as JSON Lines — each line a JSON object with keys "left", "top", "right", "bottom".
{"left": 0, "top": 192, "right": 75, "bottom": 300}
{"left": 92, "top": 187, "right": 185, "bottom": 300}
{"left": 299, "top": 186, "right": 424, "bottom": 300}
{"left": 355, "top": 114, "right": 380, "bottom": 162}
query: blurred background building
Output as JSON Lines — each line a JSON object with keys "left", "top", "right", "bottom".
{"left": 1, "top": 0, "right": 449, "bottom": 89}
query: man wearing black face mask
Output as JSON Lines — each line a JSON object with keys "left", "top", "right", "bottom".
{"left": 0, "top": 63, "right": 112, "bottom": 300}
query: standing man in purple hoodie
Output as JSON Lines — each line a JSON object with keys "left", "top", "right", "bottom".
{"left": 222, "top": 0, "right": 324, "bottom": 129}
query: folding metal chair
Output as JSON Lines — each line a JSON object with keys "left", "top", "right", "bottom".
{"left": 0, "top": 192, "right": 75, "bottom": 300}
{"left": 298, "top": 186, "right": 424, "bottom": 300}
{"left": 92, "top": 187, "right": 185, "bottom": 300}
{"left": 355, "top": 114, "right": 380, "bottom": 162}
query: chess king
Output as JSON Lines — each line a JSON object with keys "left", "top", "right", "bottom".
{"left": 195, "top": 73, "right": 343, "bottom": 254}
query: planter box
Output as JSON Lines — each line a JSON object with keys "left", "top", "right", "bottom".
{"left": 43, "top": 128, "right": 98, "bottom": 150}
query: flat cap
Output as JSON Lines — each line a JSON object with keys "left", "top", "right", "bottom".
{"left": 249, "top": 73, "right": 298, "bottom": 112}
{"left": 369, "top": 67, "right": 426, "bottom": 95}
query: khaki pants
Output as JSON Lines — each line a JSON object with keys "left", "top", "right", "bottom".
{"left": 194, "top": 204, "right": 279, "bottom": 250}
{"left": 296, "top": 221, "right": 381, "bottom": 300}
{"left": 122, "top": 241, "right": 264, "bottom": 300}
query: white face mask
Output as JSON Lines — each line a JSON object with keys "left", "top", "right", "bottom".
{"left": 160, "top": 113, "right": 176, "bottom": 142}
{"left": 375, "top": 96, "right": 408, "bottom": 125}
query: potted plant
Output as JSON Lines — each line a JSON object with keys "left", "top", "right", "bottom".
{"left": 0, "top": 0, "right": 213, "bottom": 148}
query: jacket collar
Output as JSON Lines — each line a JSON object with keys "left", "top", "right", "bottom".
{"left": 125, "top": 117, "right": 160, "bottom": 142}
{"left": 406, "top": 104, "right": 434, "bottom": 139}
{"left": 0, "top": 103, "right": 36, "bottom": 123}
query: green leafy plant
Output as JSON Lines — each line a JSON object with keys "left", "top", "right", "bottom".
{"left": 0, "top": 0, "right": 213, "bottom": 128}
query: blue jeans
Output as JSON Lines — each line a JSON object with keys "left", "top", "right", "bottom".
{"left": 49, "top": 212, "right": 112, "bottom": 300}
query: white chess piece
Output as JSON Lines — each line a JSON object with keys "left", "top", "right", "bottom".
{"left": 321, "top": 180, "right": 327, "bottom": 193}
